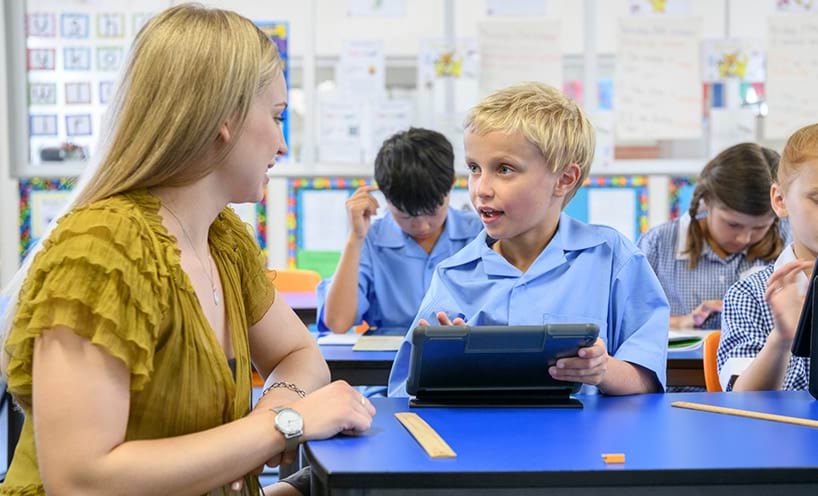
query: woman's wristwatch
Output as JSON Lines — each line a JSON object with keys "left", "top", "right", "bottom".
{"left": 271, "top": 406, "right": 304, "bottom": 454}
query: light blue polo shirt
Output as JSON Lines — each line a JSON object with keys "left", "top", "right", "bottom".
{"left": 387, "top": 213, "right": 670, "bottom": 397}
{"left": 316, "top": 207, "right": 482, "bottom": 333}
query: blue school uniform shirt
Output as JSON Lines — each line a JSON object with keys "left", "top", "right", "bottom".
{"left": 388, "top": 213, "right": 670, "bottom": 397}
{"left": 718, "top": 244, "right": 810, "bottom": 391}
{"left": 316, "top": 207, "right": 482, "bottom": 333}
{"left": 637, "top": 214, "right": 779, "bottom": 329}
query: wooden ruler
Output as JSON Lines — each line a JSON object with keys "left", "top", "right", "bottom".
{"left": 672, "top": 401, "right": 818, "bottom": 428}
{"left": 395, "top": 412, "right": 457, "bottom": 458}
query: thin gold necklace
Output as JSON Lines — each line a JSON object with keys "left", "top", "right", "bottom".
{"left": 161, "top": 202, "right": 220, "bottom": 306}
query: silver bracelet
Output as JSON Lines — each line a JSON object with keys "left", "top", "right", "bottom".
{"left": 262, "top": 381, "right": 306, "bottom": 399}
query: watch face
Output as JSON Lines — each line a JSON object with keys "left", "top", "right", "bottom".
{"left": 276, "top": 408, "right": 304, "bottom": 435}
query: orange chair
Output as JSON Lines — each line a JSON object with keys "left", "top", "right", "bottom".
{"left": 703, "top": 331, "right": 722, "bottom": 392}
{"left": 253, "top": 269, "right": 322, "bottom": 387}
{"left": 266, "top": 268, "right": 321, "bottom": 293}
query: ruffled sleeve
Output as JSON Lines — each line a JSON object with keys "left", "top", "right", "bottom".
{"left": 4, "top": 200, "right": 167, "bottom": 409}
{"left": 213, "top": 208, "right": 275, "bottom": 327}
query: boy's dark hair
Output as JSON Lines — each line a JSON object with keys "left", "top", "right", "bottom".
{"left": 374, "top": 127, "right": 454, "bottom": 217}
{"left": 685, "top": 142, "right": 783, "bottom": 269}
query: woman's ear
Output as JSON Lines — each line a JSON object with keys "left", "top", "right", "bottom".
{"left": 217, "top": 120, "right": 232, "bottom": 144}
{"left": 553, "top": 163, "right": 582, "bottom": 198}
{"left": 770, "top": 182, "right": 788, "bottom": 218}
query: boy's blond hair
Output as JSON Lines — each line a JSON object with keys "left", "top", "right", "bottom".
{"left": 778, "top": 123, "right": 818, "bottom": 191}
{"left": 464, "top": 82, "right": 595, "bottom": 204}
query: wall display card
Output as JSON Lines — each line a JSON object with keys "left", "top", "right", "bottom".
{"left": 709, "top": 108, "right": 756, "bottom": 158}
{"left": 65, "top": 82, "right": 92, "bottom": 104}
{"left": 765, "top": 15, "right": 818, "bottom": 139}
{"left": 614, "top": 16, "right": 702, "bottom": 140}
{"left": 701, "top": 39, "right": 765, "bottom": 83}
{"left": 347, "top": 0, "right": 406, "bottom": 17}
{"left": 29, "top": 83, "right": 57, "bottom": 105}
{"left": 337, "top": 40, "right": 386, "bottom": 98}
{"left": 477, "top": 20, "right": 562, "bottom": 97}
{"left": 25, "top": 1, "right": 166, "bottom": 167}
{"left": 486, "top": 0, "right": 548, "bottom": 16}
{"left": 27, "top": 12, "right": 57, "bottom": 37}
{"left": 628, "top": 0, "right": 692, "bottom": 15}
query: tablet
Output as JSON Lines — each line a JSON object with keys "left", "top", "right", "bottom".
{"left": 406, "top": 324, "right": 599, "bottom": 408}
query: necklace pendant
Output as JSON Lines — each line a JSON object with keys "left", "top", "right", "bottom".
{"left": 213, "top": 287, "right": 220, "bottom": 306}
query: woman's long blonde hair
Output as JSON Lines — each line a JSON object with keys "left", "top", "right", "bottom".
{"left": 1, "top": 4, "right": 283, "bottom": 373}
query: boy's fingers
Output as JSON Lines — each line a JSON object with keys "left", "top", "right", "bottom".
{"left": 418, "top": 319, "right": 430, "bottom": 327}
{"left": 436, "top": 311, "right": 453, "bottom": 325}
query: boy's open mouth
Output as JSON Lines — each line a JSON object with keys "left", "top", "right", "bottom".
{"left": 478, "top": 207, "right": 504, "bottom": 221}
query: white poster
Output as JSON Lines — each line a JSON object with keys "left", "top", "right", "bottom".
{"left": 709, "top": 108, "right": 756, "bottom": 158}
{"left": 477, "top": 20, "right": 562, "bottom": 97}
{"left": 628, "top": 0, "right": 692, "bottom": 15}
{"left": 365, "top": 100, "right": 413, "bottom": 163}
{"left": 301, "top": 190, "right": 350, "bottom": 251}
{"left": 337, "top": 40, "right": 385, "bottom": 98}
{"left": 30, "top": 190, "right": 71, "bottom": 238}
{"left": 318, "top": 99, "right": 364, "bottom": 163}
{"left": 589, "top": 189, "right": 637, "bottom": 242}
{"left": 591, "top": 111, "right": 615, "bottom": 171}
{"left": 614, "top": 17, "right": 702, "bottom": 140}
{"left": 765, "top": 15, "right": 818, "bottom": 139}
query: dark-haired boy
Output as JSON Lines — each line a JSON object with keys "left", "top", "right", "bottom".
{"left": 316, "top": 127, "right": 482, "bottom": 333}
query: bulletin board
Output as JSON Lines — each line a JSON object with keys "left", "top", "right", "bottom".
{"left": 287, "top": 177, "right": 469, "bottom": 277}
{"left": 669, "top": 176, "right": 696, "bottom": 220}
{"left": 18, "top": 177, "right": 75, "bottom": 259}
{"left": 563, "top": 176, "right": 650, "bottom": 242}
{"left": 19, "top": 178, "right": 268, "bottom": 259}
{"left": 24, "top": 3, "right": 162, "bottom": 168}
{"left": 256, "top": 21, "right": 290, "bottom": 155}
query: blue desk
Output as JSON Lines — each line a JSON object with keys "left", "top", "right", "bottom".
{"left": 320, "top": 345, "right": 395, "bottom": 386}
{"left": 305, "top": 391, "right": 818, "bottom": 495}
{"left": 321, "top": 344, "right": 704, "bottom": 388}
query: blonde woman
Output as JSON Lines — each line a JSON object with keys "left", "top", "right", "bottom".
{"left": 0, "top": 5, "right": 373, "bottom": 496}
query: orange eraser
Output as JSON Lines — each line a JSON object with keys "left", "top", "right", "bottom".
{"left": 602, "top": 453, "right": 626, "bottom": 464}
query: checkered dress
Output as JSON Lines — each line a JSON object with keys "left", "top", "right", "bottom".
{"left": 638, "top": 218, "right": 769, "bottom": 330}
{"left": 719, "top": 264, "right": 810, "bottom": 391}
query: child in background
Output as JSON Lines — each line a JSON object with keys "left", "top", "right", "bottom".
{"left": 637, "top": 143, "right": 784, "bottom": 329}
{"left": 718, "top": 124, "right": 817, "bottom": 391}
{"left": 317, "top": 128, "right": 482, "bottom": 334}
{"left": 388, "top": 82, "right": 670, "bottom": 397}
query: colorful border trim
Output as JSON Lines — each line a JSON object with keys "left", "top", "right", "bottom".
{"left": 669, "top": 176, "right": 696, "bottom": 220}
{"left": 286, "top": 177, "right": 373, "bottom": 268}
{"left": 19, "top": 177, "right": 76, "bottom": 260}
{"left": 582, "top": 175, "right": 650, "bottom": 236}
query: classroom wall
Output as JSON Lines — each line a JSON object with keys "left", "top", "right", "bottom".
{"left": 0, "top": 0, "right": 808, "bottom": 278}
{"left": 1, "top": 3, "right": 20, "bottom": 288}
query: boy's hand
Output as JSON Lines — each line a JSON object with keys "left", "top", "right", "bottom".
{"left": 419, "top": 311, "right": 466, "bottom": 327}
{"left": 548, "top": 338, "right": 609, "bottom": 386}
{"left": 346, "top": 185, "right": 380, "bottom": 240}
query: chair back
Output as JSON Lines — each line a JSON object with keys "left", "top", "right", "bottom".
{"left": 268, "top": 269, "right": 321, "bottom": 293}
{"left": 703, "top": 331, "right": 722, "bottom": 392}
